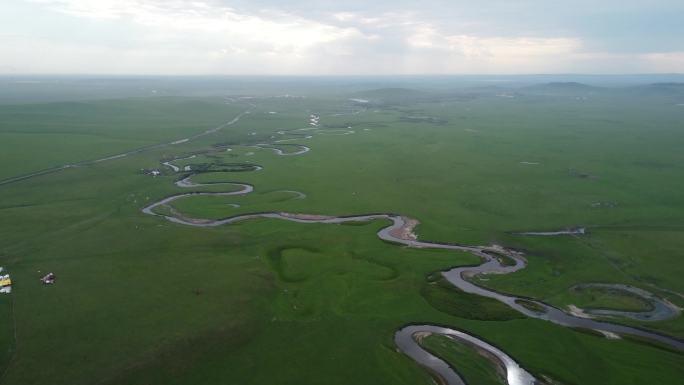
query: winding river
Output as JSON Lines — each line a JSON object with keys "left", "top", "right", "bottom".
{"left": 0, "top": 110, "right": 249, "bottom": 187}
{"left": 140, "top": 113, "right": 684, "bottom": 385}
{"left": 253, "top": 143, "right": 311, "bottom": 156}
{"left": 570, "top": 283, "right": 680, "bottom": 321}
{"left": 395, "top": 325, "right": 536, "bottom": 385}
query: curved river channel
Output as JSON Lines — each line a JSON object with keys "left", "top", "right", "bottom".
{"left": 570, "top": 283, "right": 680, "bottom": 321}
{"left": 142, "top": 121, "right": 684, "bottom": 385}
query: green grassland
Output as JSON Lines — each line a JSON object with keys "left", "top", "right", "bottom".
{"left": 420, "top": 333, "right": 505, "bottom": 385}
{"left": 568, "top": 285, "right": 653, "bottom": 313}
{"left": 1, "top": 82, "right": 683, "bottom": 384}
{"left": 0, "top": 98, "right": 245, "bottom": 180}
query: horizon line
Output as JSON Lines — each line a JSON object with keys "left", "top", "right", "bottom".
{"left": 1, "top": 73, "right": 683, "bottom": 78}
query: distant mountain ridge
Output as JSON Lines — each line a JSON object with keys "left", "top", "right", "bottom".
{"left": 348, "top": 81, "right": 684, "bottom": 104}
{"left": 521, "top": 82, "right": 602, "bottom": 94}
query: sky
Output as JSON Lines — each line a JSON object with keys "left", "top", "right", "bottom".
{"left": 1, "top": 0, "right": 683, "bottom": 75}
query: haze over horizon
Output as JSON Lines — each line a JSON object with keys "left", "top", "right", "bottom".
{"left": 1, "top": 0, "right": 683, "bottom": 75}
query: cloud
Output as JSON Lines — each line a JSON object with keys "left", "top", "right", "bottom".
{"left": 406, "top": 24, "right": 580, "bottom": 56}
{"left": 3, "top": 0, "right": 683, "bottom": 74}
{"left": 641, "top": 52, "right": 684, "bottom": 72}
{"left": 27, "top": 0, "right": 369, "bottom": 53}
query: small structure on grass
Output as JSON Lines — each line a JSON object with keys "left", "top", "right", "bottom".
{"left": 0, "top": 268, "right": 11, "bottom": 294}
{"left": 41, "top": 272, "right": 56, "bottom": 285}
{"left": 141, "top": 168, "right": 162, "bottom": 177}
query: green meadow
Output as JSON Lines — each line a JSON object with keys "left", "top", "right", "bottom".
{"left": 1, "top": 80, "right": 683, "bottom": 384}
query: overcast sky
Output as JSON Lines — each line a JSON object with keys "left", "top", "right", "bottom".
{"left": 1, "top": 0, "right": 683, "bottom": 75}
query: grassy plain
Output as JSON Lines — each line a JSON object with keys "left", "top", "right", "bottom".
{"left": 1, "top": 80, "right": 683, "bottom": 384}
{"left": 0, "top": 98, "right": 244, "bottom": 180}
{"left": 420, "top": 334, "right": 504, "bottom": 385}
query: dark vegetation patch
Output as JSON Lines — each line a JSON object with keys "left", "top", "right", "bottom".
{"left": 266, "top": 245, "right": 322, "bottom": 283}
{"left": 571, "top": 327, "right": 607, "bottom": 338}
{"left": 399, "top": 116, "right": 448, "bottom": 125}
{"left": 485, "top": 251, "right": 517, "bottom": 267}
{"left": 421, "top": 275, "right": 524, "bottom": 321}
{"left": 339, "top": 220, "right": 374, "bottom": 227}
{"left": 515, "top": 299, "right": 547, "bottom": 314}
{"left": 567, "top": 168, "right": 599, "bottom": 179}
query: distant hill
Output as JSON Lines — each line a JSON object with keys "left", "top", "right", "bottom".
{"left": 517, "top": 81, "right": 684, "bottom": 102}
{"left": 521, "top": 82, "right": 603, "bottom": 94}
{"left": 627, "top": 82, "right": 684, "bottom": 96}
{"left": 646, "top": 82, "right": 684, "bottom": 88}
